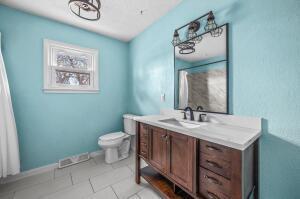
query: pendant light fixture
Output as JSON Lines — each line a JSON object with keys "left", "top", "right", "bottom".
{"left": 187, "top": 21, "right": 202, "bottom": 43}
{"left": 178, "top": 42, "right": 195, "bottom": 54}
{"left": 204, "top": 11, "right": 223, "bottom": 37}
{"left": 69, "top": 0, "right": 101, "bottom": 21}
{"left": 172, "top": 30, "right": 181, "bottom": 46}
{"left": 172, "top": 11, "right": 223, "bottom": 54}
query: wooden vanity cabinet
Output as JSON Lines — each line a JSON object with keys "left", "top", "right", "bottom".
{"left": 136, "top": 123, "right": 197, "bottom": 195}
{"left": 136, "top": 122, "right": 258, "bottom": 199}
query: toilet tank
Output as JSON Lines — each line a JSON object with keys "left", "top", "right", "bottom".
{"left": 123, "top": 114, "right": 137, "bottom": 135}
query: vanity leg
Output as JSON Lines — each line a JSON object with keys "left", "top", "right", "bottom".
{"left": 135, "top": 154, "right": 141, "bottom": 184}
{"left": 254, "top": 140, "right": 259, "bottom": 199}
{"left": 135, "top": 122, "right": 141, "bottom": 184}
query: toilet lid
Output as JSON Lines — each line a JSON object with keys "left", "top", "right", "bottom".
{"left": 99, "top": 132, "right": 125, "bottom": 141}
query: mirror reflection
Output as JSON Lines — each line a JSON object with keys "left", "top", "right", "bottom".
{"left": 174, "top": 24, "right": 228, "bottom": 113}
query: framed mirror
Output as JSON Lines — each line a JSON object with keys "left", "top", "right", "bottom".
{"left": 174, "top": 24, "right": 229, "bottom": 114}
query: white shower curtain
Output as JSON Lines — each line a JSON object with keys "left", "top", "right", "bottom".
{"left": 0, "top": 33, "right": 20, "bottom": 178}
{"left": 179, "top": 71, "right": 189, "bottom": 108}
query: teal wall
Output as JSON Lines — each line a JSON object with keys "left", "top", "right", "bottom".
{"left": 129, "top": 0, "right": 300, "bottom": 198}
{"left": 1, "top": 1, "right": 300, "bottom": 198}
{"left": 0, "top": 5, "right": 129, "bottom": 171}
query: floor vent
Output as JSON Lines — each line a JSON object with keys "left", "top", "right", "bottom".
{"left": 58, "top": 152, "right": 90, "bottom": 169}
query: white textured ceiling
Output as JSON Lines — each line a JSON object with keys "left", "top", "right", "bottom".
{"left": 0, "top": 0, "right": 182, "bottom": 41}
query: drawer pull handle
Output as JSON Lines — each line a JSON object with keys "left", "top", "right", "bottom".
{"left": 206, "top": 160, "right": 222, "bottom": 169}
{"left": 207, "top": 191, "right": 220, "bottom": 199}
{"left": 206, "top": 145, "right": 222, "bottom": 152}
{"left": 204, "top": 175, "right": 222, "bottom": 185}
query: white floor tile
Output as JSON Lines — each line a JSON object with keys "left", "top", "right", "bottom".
{"left": 0, "top": 192, "right": 14, "bottom": 199}
{"left": 85, "top": 186, "right": 118, "bottom": 199}
{"left": 137, "top": 187, "right": 161, "bottom": 199}
{"left": 111, "top": 155, "right": 135, "bottom": 169}
{"left": 0, "top": 171, "right": 53, "bottom": 195}
{"left": 72, "top": 163, "right": 113, "bottom": 184}
{"left": 14, "top": 175, "right": 72, "bottom": 199}
{"left": 112, "top": 176, "right": 146, "bottom": 199}
{"left": 0, "top": 153, "right": 159, "bottom": 199}
{"left": 41, "top": 181, "right": 93, "bottom": 199}
{"left": 92, "top": 155, "right": 106, "bottom": 165}
{"left": 127, "top": 164, "right": 135, "bottom": 172}
{"left": 54, "top": 159, "right": 97, "bottom": 178}
{"left": 128, "top": 159, "right": 148, "bottom": 172}
{"left": 90, "top": 167, "right": 132, "bottom": 192}
{"left": 127, "top": 194, "right": 140, "bottom": 199}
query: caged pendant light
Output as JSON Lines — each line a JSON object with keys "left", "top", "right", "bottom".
{"left": 204, "top": 11, "right": 223, "bottom": 37}
{"left": 172, "top": 11, "right": 223, "bottom": 54}
{"left": 69, "top": 0, "right": 101, "bottom": 21}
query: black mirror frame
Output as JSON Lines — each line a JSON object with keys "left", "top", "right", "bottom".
{"left": 173, "top": 23, "right": 230, "bottom": 115}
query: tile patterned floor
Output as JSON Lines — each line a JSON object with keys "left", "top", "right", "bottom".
{"left": 0, "top": 153, "right": 161, "bottom": 199}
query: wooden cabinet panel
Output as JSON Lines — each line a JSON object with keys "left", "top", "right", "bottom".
{"left": 200, "top": 185, "right": 230, "bottom": 199}
{"left": 200, "top": 153, "right": 231, "bottom": 179}
{"left": 200, "top": 167, "right": 231, "bottom": 196}
{"left": 200, "top": 140, "right": 232, "bottom": 162}
{"left": 140, "top": 123, "right": 148, "bottom": 142}
{"left": 148, "top": 126, "right": 168, "bottom": 172}
{"left": 167, "top": 131, "right": 196, "bottom": 192}
{"left": 139, "top": 123, "right": 149, "bottom": 159}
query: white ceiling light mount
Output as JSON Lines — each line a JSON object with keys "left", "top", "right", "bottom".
{"left": 69, "top": 0, "right": 101, "bottom": 21}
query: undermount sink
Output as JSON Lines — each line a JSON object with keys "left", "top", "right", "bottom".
{"left": 158, "top": 118, "right": 207, "bottom": 129}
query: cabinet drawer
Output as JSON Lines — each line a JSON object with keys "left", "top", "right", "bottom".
{"left": 200, "top": 167, "right": 230, "bottom": 196}
{"left": 139, "top": 123, "right": 148, "bottom": 158}
{"left": 140, "top": 123, "right": 148, "bottom": 138}
{"left": 200, "top": 153, "right": 231, "bottom": 179}
{"left": 200, "top": 185, "right": 229, "bottom": 199}
{"left": 200, "top": 140, "right": 232, "bottom": 162}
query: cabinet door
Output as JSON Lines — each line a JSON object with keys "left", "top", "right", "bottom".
{"left": 167, "top": 131, "right": 196, "bottom": 192}
{"left": 148, "top": 126, "right": 168, "bottom": 172}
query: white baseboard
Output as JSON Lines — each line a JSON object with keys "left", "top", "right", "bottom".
{"left": 89, "top": 150, "right": 104, "bottom": 158}
{"left": 0, "top": 162, "right": 58, "bottom": 184}
{"left": 1, "top": 150, "right": 104, "bottom": 184}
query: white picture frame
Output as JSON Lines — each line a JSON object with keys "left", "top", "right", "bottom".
{"left": 43, "top": 39, "right": 99, "bottom": 93}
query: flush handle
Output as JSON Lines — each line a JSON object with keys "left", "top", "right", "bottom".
{"left": 206, "top": 160, "right": 222, "bottom": 169}
{"left": 207, "top": 191, "right": 220, "bottom": 199}
{"left": 204, "top": 175, "right": 222, "bottom": 185}
{"left": 206, "top": 145, "right": 222, "bottom": 152}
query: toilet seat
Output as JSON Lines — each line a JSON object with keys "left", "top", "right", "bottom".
{"left": 99, "top": 132, "right": 125, "bottom": 141}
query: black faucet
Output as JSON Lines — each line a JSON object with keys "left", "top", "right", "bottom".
{"left": 198, "top": 114, "right": 207, "bottom": 122}
{"left": 196, "top": 106, "right": 204, "bottom": 111}
{"left": 196, "top": 106, "right": 207, "bottom": 122}
{"left": 183, "top": 106, "right": 194, "bottom": 121}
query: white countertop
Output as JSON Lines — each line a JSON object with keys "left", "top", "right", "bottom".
{"left": 134, "top": 115, "right": 261, "bottom": 151}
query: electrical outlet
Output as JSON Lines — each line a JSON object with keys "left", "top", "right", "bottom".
{"left": 161, "top": 93, "right": 165, "bottom": 102}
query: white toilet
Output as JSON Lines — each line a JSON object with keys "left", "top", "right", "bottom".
{"left": 98, "top": 114, "right": 137, "bottom": 164}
